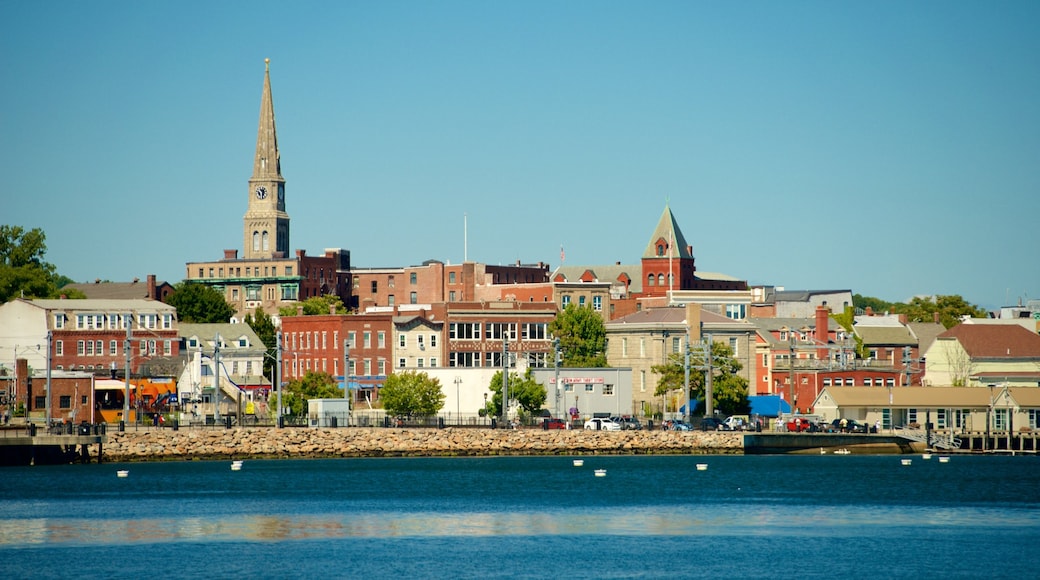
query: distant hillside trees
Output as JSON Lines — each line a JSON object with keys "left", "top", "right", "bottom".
{"left": 854, "top": 293, "right": 987, "bottom": 329}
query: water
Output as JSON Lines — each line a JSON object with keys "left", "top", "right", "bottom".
{"left": 2, "top": 454, "right": 1039, "bottom": 578}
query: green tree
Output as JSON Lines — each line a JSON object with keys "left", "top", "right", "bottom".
{"left": 244, "top": 307, "right": 277, "bottom": 378}
{"left": 548, "top": 303, "right": 608, "bottom": 367}
{"left": 380, "top": 371, "right": 445, "bottom": 418}
{"left": 279, "top": 294, "right": 346, "bottom": 317}
{"left": 853, "top": 294, "right": 896, "bottom": 315}
{"left": 166, "top": 281, "right": 236, "bottom": 323}
{"left": 0, "top": 225, "right": 64, "bottom": 302}
{"left": 651, "top": 340, "right": 749, "bottom": 416}
{"left": 270, "top": 371, "right": 342, "bottom": 418}
{"left": 831, "top": 306, "right": 868, "bottom": 359}
{"left": 893, "top": 295, "right": 987, "bottom": 329}
{"left": 486, "top": 368, "right": 547, "bottom": 417}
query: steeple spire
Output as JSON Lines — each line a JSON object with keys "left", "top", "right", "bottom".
{"left": 252, "top": 58, "right": 281, "bottom": 180}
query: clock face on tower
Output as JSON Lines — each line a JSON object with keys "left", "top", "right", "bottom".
{"left": 255, "top": 186, "right": 268, "bottom": 200}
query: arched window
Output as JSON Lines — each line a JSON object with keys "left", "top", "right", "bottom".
{"left": 252, "top": 231, "right": 260, "bottom": 251}
{"left": 262, "top": 231, "right": 269, "bottom": 251}
{"left": 657, "top": 274, "right": 665, "bottom": 286}
{"left": 657, "top": 244, "right": 665, "bottom": 257}
{"left": 647, "top": 274, "right": 655, "bottom": 286}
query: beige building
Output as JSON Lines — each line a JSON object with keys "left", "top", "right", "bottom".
{"left": 922, "top": 323, "right": 1040, "bottom": 387}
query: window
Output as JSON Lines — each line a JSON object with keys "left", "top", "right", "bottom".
{"left": 378, "top": 332, "right": 385, "bottom": 348}
{"left": 96, "top": 340, "right": 103, "bottom": 356}
{"left": 561, "top": 296, "right": 570, "bottom": 307}
{"left": 371, "top": 281, "right": 378, "bottom": 293}
{"left": 418, "top": 335, "right": 425, "bottom": 349}
{"left": 363, "top": 332, "right": 371, "bottom": 348}
{"left": 603, "top": 384, "right": 614, "bottom": 396}
{"left": 449, "top": 291, "right": 456, "bottom": 301}
{"left": 60, "top": 395, "right": 72, "bottom": 409}
{"left": 429, "top": 358, "right": 437, "bottom": 367}
{"left": 399, "top": 334, "right": 406, "bottom": 348}
{"left": 410, "top": 272, "right": 417, "bottom": 284}
{"left": 410, "top": 292, "right": 417, "bottom": 304}
{"left": 388, "top": 275, "right": 395, "bottom": 288}
{"left": 672, "top": 337, "right": 680, "bottom": 353}
{"left": 564, "top": 384, "right": 573, "bottom": 392}
{"left": 621, "top": 338, "right": 628, "bottom": 357}
{"left": 416, "top": 358, "right": 424, "bottom": 368}
{"left": 729, "top": 337, "right": 738, "bottom": 356}
{"left": 348, "top": 332, "right": 356, "bottom": 348}
{"left": 430, "top": 334, "right": 437, "bottom": 348}
{"left": 450, "top": 323, "right": 480, "bottom": 340}
{"left": 399, "top": 358, "right": 407, "bottom": 368}
{"left": 55, "top": 341, "right": 63, "bottom": 356}
{"left": 77, "top": 340, "right": 85, "bottom": 355}
{"left": 388, "top": 294, "right": 395, "bottom": 306}
{"left": 593, "top": 296, "right": 602, "bottom": 311}
{"left": 449, "top": 272, "right": 456, "bottom": 284}
{"left": 885, "top": 378, "right": 895, "bottom": 387}
{"left": 585, "top": 384, "right": 594, "bottom": 393}
{"left": 579, "top": 296, "right": 586, "bottom": 307}
{"left": 164, "top": 341, "right": 172, "bottom": 356}
{"left": 54, "top": 314, "right": 64, "bottom": 329}
{"left": 725, "top": 304, "right": 746, "bottom": 320}
{"left": 647, "top": 274, "right": 655, "bottom": 287}
{"left": 246, "top": 286, "right": 261, "bottom": 300}
{"left": 823, "top": 378, "right": 831, "bottom": 387}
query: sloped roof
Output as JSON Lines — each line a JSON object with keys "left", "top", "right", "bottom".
{"left": 178, "top": 323, "right": 267, "bottom": 351}
{"left": 907, "top": 322, "right": 946, "bottom": 354}
{"left": 855, "top": 325, "right": 917, "bottom": 347}
{"left": 554, "top": 264, "right": 642, "bottom": 294}
{"left": 938, "top": 324, "right": 1040, "bottom": 359}
{"left": 1009, "top": 388, "right": 1040, "bottom": 408}
{"left": 65, "top": 280, "right": 171, "bottom": 300}
{"left": 21, "top": 298, "right": 175, "bottom": 312}
{"left": 821, "top": 386, "right": 995, "bottom": 408}
{"left": 642, "top": 205, "right": 693, "bottom": 260}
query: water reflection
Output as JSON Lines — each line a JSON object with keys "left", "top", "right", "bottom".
{"left": 3, "top": 502, "right": 1036, "bottom": 547}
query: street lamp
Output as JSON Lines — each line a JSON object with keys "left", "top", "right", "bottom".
{"left": 454, "top": 376, "right": 461, "bottom": 426}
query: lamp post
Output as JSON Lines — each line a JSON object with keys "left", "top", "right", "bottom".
{"left": 454, "top": 376, "right": 461, "bottom": 426}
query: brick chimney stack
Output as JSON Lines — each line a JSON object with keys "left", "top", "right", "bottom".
{"left": 147, "top": 274, "right": 157, "bottom": 300}
{"left": 815, "top": 306, "right": 830, "bottom": 360}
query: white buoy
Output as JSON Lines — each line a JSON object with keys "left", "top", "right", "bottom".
{"left": 116, "top": 470, "right": 129, "bottom": 478}
{"left": 696, "top": 463, "right": 708, "bottom": 471}
{"left": 901, "top": 458, "right": 912, "bottom": 466}
{"left": 594, "top": 469, "right": 607, "bottom": 477}
{"left": 573, "top": 459, "right": 584, "bottom": 467}
{"left": 939, "top": 456, "right": 950, "bottom": 463}
{"left": 231, "top": 464, "right": 242, "bottom": 471}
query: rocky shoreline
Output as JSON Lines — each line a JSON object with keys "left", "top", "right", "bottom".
{"left": 97, "top": 427, "right": 745, "bottom": 462}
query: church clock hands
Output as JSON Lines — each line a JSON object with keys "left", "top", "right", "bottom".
{"left": 255, "top": 186, "right": 268, "bottom": 200}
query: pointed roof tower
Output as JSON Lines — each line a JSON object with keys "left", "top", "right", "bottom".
{"left": 253, "top": 58, "right": 281, "bottom": 180}
{"left": 640, "top": 204, "right": 696, "bottom": 297}
{"left": 643, "top": 204, "right": 693, "bottom": 259}
{"left": 243, "top": 58, "right": 290, "bottom": 260}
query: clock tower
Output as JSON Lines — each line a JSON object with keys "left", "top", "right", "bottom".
{"left": 243, "top": 58, "right": 290, "bottom": 259}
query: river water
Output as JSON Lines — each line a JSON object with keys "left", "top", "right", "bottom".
{"left": 2, "top": 454, "right": 1038, "bottom": 578}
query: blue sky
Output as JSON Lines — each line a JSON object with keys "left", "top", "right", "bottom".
{"left": 3, "top": 1, "right": 1038, "bottom": 310}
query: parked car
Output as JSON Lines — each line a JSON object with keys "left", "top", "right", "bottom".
{"left": 699, "top": 417, "right": 726, "bottom": 431}
{"left": 544, "top": 418, "right": 568, "bottom": 429}
{"left": 612, "top": 416, "right": 643, "bottom": 430}
{"left": 832, "top": 418, "right": 868, "bottom": 433}
{"left": 665, "top": 420, "right": 693, "bottom": 431}
{"left": 723, "top": 416, "right": 747, "bottom": 431}
{"left": 785, "top": 417, "right": 818, "bottom": 432}
{"left": 584, "top": 418, "right": 621, "bottom": 431}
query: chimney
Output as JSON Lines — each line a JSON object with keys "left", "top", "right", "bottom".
{"left": 223, "top": 249, "right": 238, "bottom": 259}
{"left": 934, "top": 311, "right": 940, "bottom": 324}
{"left": 898, "top": 313, "right": 907, "bottom": 325}
{"left": 815, "top": 306, "right": 830, "bottom": 360}
{"left": 147, "top": 274, "right": 157, "bottom": 300}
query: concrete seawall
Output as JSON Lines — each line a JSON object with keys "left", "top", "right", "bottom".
{"left": 96, "top": 427, "right": 745, "bottom": 462}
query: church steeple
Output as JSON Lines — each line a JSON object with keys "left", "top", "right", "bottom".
{"left": 244, "top": 58, "right": 290, "bottom": 260}
{"left": 641, "top": 204, "right": 696, "bottom": 296}
{"left": 252, "top": 58, "right": 281, "bottom": 180}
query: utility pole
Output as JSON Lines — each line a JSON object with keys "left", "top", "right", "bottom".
{"left": 123, "top": 316, "right": 132, "bottom": 429}
{"left": 344, "top": 339, "right": 351, "bottom": 427}
{"left": 213, "top": 333, "right": 221, "bottom": 425}
{"left": 45, "top": 331, "right": 52, "bottom": 426}
{"left": 683, "top": 331, "right": 691, "bottom": 422}
{"left": 501, "top": 335, "right": 509, "bottom": 427}
{"left": 553, "top": 337, "right": 562, "bottom": 419}
{"left": 704, "top": 333, "right": 714, "bottom": 417}
{"left": 276, "top": 330, "right": 283, "bottom": 428}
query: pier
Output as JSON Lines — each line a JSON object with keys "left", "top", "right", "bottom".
{"left": 0, "top": 423, "right": 108, "bottom": 466}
